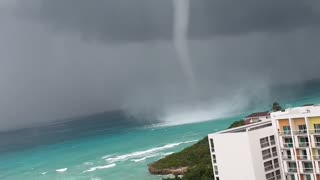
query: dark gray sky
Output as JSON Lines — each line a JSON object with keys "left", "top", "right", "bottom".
{"left": 0, "top": 0, "right": 320, "bottom": 130}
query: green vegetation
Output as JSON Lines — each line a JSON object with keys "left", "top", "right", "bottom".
{"left": 271, "top": 102, "right": 283, "bottom": 112}
{"left": 228, "top": 119, "right": 245, "bottom": 129}
{"left": 153, "top": 115, "right": 263, "bottom": 180}
{"left": 151, "top": 137, "right": 213, "bottom": 180}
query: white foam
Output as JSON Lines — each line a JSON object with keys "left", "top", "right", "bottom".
{"left": 40, "top": 172, "right": 47, "bottom": 175}
{"left": 101, "top": 154, "right": 113, "bottom": 160}
{"left": 106, "top": 140, "right": 198, "bottom": 163}
{"left": 131, "top": 154, "right": 158, "bottom": 162}
{"left": 56, "top": 168, "right": 68, "bottom": 173}
{"left": 162, "top": 152, "right": 174, "bottom": 156}
{"left": 83, "top": 163, "right": 116, "bottom": 173}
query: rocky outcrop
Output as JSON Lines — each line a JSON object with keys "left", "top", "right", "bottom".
{"left": 148, "top": 165, "right": 188, "bottom": 175}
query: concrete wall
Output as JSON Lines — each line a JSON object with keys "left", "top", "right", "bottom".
{"left": 209, "top": 132, "right": 256, "bottom": 180}
{"left": 248, "top": 126, "right": 278, "bottom": 180}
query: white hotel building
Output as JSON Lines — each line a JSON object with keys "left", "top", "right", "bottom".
{"left": 208, "top": 121, "right": 282, "bottom": 180}
{"left": 209, "top": 105, "right": 320, "bottom": 180}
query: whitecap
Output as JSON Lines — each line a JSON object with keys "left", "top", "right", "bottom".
{"left": 101, "top": 154, "right": 113, "bottom": 159}
{"left": 40, "top": 172, "right": 47, "bottom": 175}
{"left": 130, "top": 154, "right": 159, "bottom": 162}
{"left": 83, "top": 163, "right": 116, "bottom": 173}
{"left": 162, "top": 152, "right": 174, "bottom": 156}
{"left": 106, "top": 139, "right": 198, "bottom": 163}
{"left": 56, "top": 168, "right": 68, "bottom": 173}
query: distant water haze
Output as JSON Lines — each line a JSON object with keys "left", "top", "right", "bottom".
{"left": 0, "top": 0, "right": 320, "bottom": 130}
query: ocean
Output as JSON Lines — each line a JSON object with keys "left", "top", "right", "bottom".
{"left": 1, "top": 84, "right": 320, "bottom": 180}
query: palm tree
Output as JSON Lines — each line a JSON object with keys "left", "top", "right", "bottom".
{"left": 271, "top": 102, "right": 283, "bottom": 112}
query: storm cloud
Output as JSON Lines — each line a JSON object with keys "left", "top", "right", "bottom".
{"left": 0, "top": 0, "right": 320, "bottom": 130}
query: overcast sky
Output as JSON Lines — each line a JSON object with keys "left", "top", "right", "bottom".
{"left": 0, "top": 0, "right": 320, "bottom": 130}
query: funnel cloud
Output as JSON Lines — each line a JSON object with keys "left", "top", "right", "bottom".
{"left": 0, "top": 0, "right": 320, "bottom": 130}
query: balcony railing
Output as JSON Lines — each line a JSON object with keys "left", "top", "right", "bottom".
{"left": 297, "top": 155, "right": 308, "bottom": 160}
{"left": 279, "top": 131, "right": 291, "bottom": 136}
{"left": 298, "top": 142, "right": 309, "bottom": 147}
{"left": 265, "top": 165, "right": 274, "bottom": 172}
{"left": 303, "top": 168, "right": 313, "bottom": 173}
{"left": 263, "top": 153, "right": 272, "bottom": 160}
{"left": 283, "top": 143, "right": 293, "bottom": 148}
{"left": 313, "top": 155, "right": 320, "bottom": 160}
{"left": 282, "top": 155, "right": 293, "bottom": 160}
{"left": 293, "top": 130, "right": 308, "bottom": 135}
{"left": 288, "top": 168, "right": 297, "bottom": 172}
{"left": 309, "top": 129, "right": 320, "bottom": 134}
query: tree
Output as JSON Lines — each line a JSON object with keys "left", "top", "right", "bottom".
{"left": 271, "top": 102, "right": 283, "bottom": 112}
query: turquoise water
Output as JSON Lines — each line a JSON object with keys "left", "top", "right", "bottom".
{"left": 1, "top": 91, "right": 320, "bottom": 180}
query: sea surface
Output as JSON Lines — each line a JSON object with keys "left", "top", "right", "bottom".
{"left": 1, "top": 83, "right": 320, "bottom": 180}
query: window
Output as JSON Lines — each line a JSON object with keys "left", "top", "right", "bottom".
{"left": 299, "top": 137, "right": 309, "bottom": 147}
{"left": 214, "top": 166, "right": 219, "bottom": 175}
{"left": 210, "top": 139, "right": 215, "bottom": 152}
{"left": 270, "top": 135, "right": 275, "bottom": 145}
{"left": 275, "top": 170, "right": 281, "bottom": 180}
{"left": 216, "top": 177, "right": 220, "bottom": 180}
{"left": 300, "top": 149, "right": 307, "bottom": 160}
{"left": 212, "top": 155, "right": 216, "bottom": 164}
{"left": 283, "top": 126, "right": 291, "bottom": 134}
{"left": 264, "top": 160, "right": 273, "bottom": 172}
{"left": 303, "top": 162, "right": 313, "bottom": 173}
{"left": 288, "top": 162, "right": 297, "bottom": 172}
{"left": 266, "top": 172, "right": 275, "bottom": 180}
{"left": 284, "top": 138, "right": 293, "bottom": 147}
{"left": 260, "top": 137, "right": 270, "bottom": 148}
{"left": 274, "top": 159, "right": 279, "bottom": 168}
{"left": 262, "top": 149, "right": 272, "bottom": 160}
{"left": 271, "top": 147, "right": 277, "bottom": 157}
{"left": 298, "top": 124, "right": 307, "bottom": 134}
{"left": 316, "top": 136, "right": 320, "bottom": 147}
{"left": 314, "top": 124, "right": 320, "bottom": 133}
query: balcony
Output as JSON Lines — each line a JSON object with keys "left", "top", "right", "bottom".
{"left": 282, "top": 155, "right": 293, "bottom": 160}
{"left": 313, "top": 155, "right": 320, "bottom": 160}
{"left": 279, "top": 131, "right": 291, "bottom": 136}
{"left": 288, "top": 168, "right": 297, "bottom": 173}
{"left": 314, "top": 142, "right": 320, "bottom": 147}
{"left": 298, "top": 142, "right": 309, "bottom": 147}
{"left": 297, "top": 155, "right": 309, "bottom": 160}
{"left": 293, "top": 129, "right": 308, "bottom": 135}
{"left": 309, "top": 129, "right": 320, "bottom": 134}
{"left": 302, "top": 168, "right": 314, "bottom": 173}
{"left": 283, "top": 143, "right": 294, "bottom": 148}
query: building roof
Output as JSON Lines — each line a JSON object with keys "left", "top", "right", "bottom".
{"left": 245, "top": 111, "right": 269, "bottom": 118}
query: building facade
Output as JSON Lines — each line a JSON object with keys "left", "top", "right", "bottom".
{"left": 208, "top": 121, "right": 282, "bottom": 180}
{"left": 272, "top": 105, "right": 320, "bottom": 180}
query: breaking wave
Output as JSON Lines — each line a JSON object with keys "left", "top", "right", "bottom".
{"left": 105, "top": 140, "right": 198, "bottom": 163}
{"left": 83, "top": 163, "right": 116, "bottom": 173}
